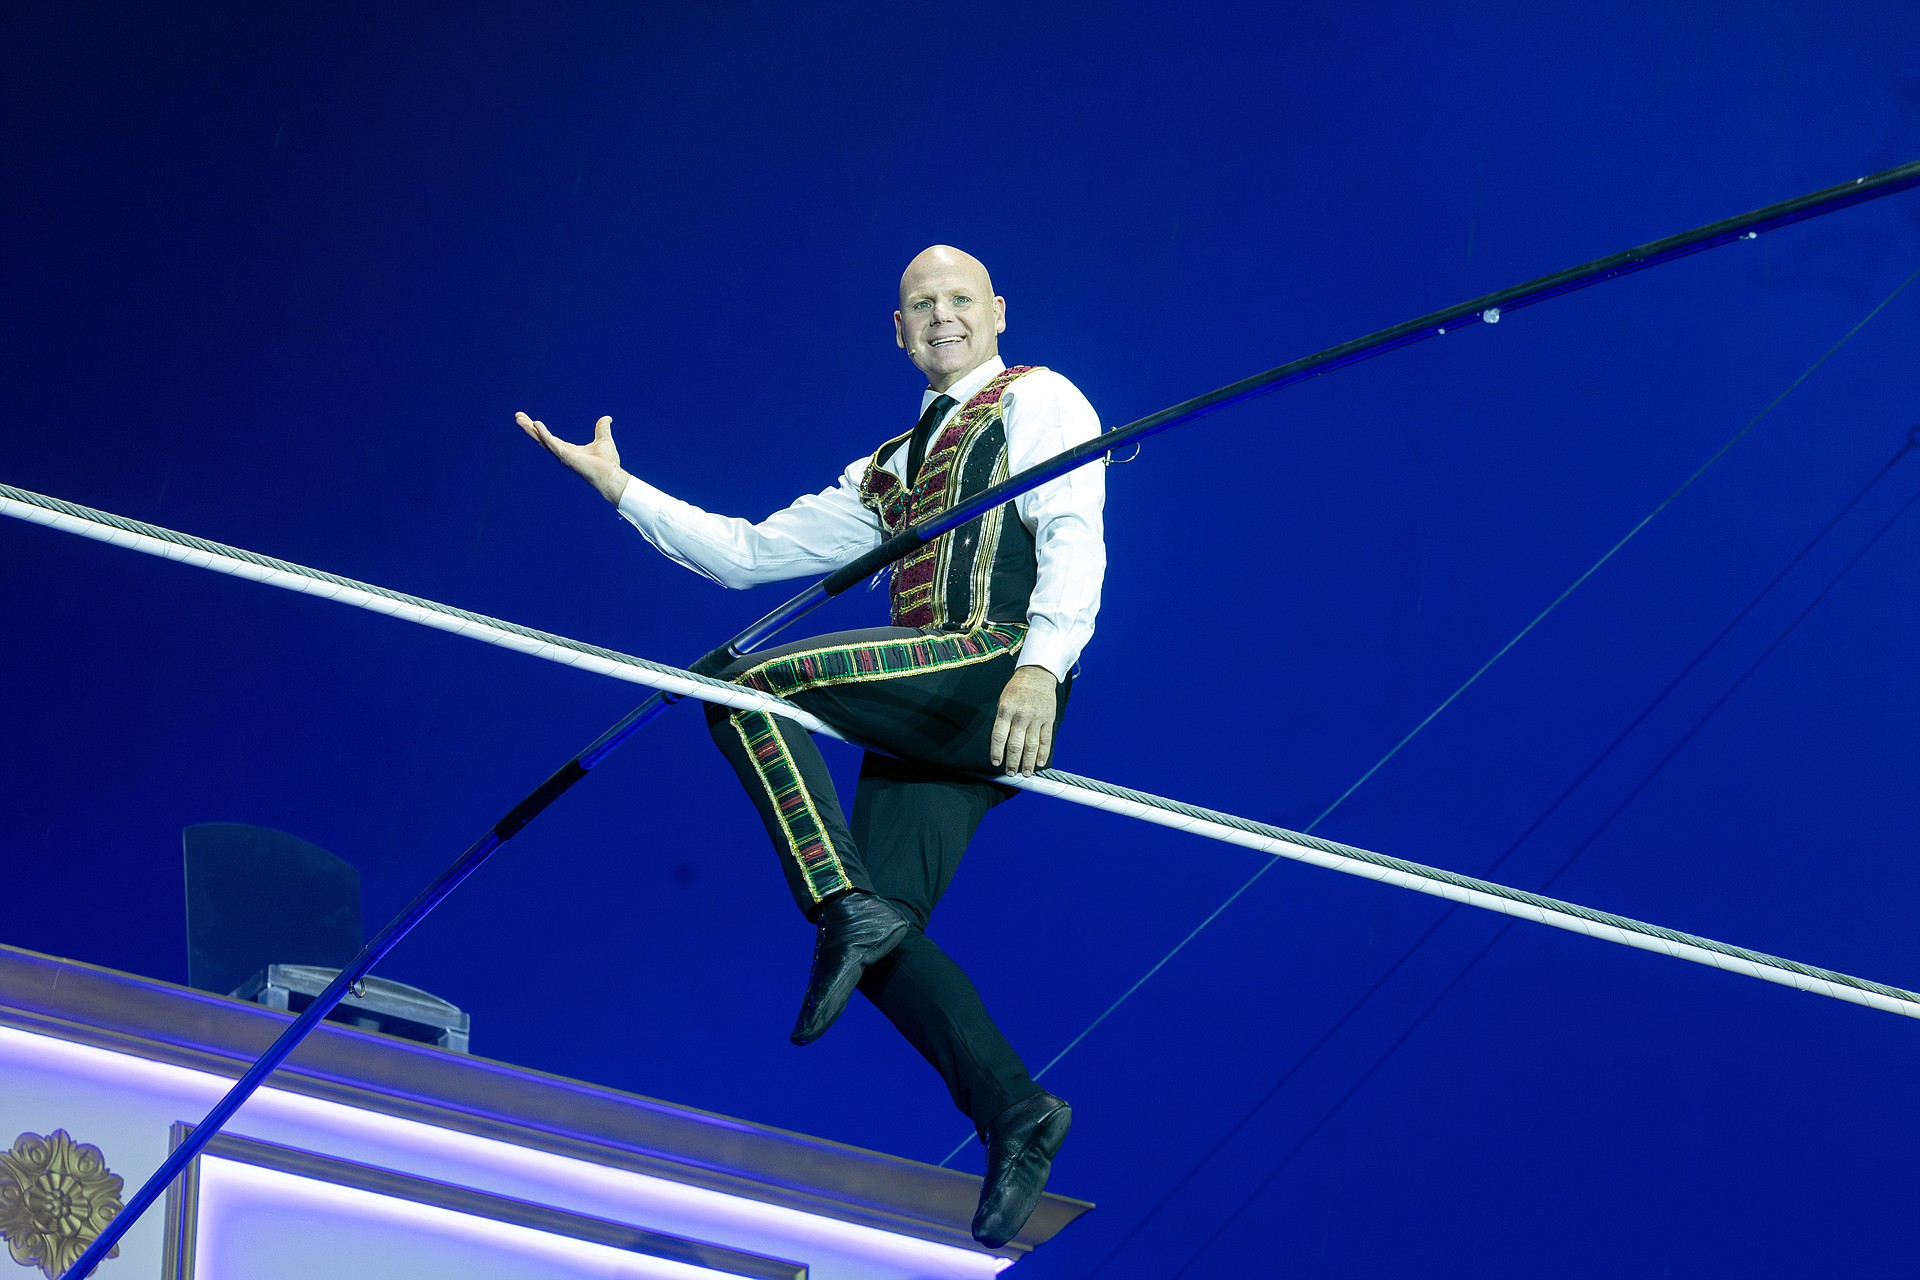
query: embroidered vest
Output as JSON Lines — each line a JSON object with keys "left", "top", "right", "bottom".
{"left": 858, "top": 365, "right": 1041, "bottom": 630}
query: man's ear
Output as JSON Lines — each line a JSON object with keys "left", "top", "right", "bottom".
{"left": 895, "top": 311, "right": 909, "bottom": 348}
{"left": 993, "top": 296, "right": 1006, "bottom": 334}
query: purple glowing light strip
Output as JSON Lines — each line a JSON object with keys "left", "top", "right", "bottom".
{"left": 0, "top": 1026, "right": 1000, "bottom": 1277}
{"left": 58, "top": 156, "right": 1920, "bottom": 1278}
{"left": 192, "top": 1161, "right": 742, "bottom": 1280}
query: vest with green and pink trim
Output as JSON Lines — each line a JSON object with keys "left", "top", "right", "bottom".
{"left": 858, "top": 365, "right": 1041, "bottom": 632}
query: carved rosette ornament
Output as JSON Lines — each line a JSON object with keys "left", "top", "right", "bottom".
{"left": 0, "top": 1131, "right": 124, "bottom": 1279}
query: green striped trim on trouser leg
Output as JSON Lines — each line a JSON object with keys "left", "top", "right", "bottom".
{"left": 728, "top": 624, "right": 1025, "bottom": 904}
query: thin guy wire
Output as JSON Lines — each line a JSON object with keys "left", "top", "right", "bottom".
{"left": 1085, "top": 423, "right": 1920, "bottom": 1277}
{"left": 1167, "top": 928, "right": 1503, "bottom": 1279}
{"left": 1170, "top": 474, "right": 1920, "bottom": 1278}
{"left": 938, "top": 261, "right": 1920, "bottom": 1173}
{"left": 1020, "top": 259, "right": 1920, "bottom": 1096}
{"left": 1309, "top": 260, "right": 1920, "bottom": 832}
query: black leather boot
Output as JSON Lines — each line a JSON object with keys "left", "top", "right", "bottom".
{"left": 972, "top": 1090, "right": 1072, "bottom": 1247}
{"left": 790, "top": 892, "right": 910, "bottom": 1046}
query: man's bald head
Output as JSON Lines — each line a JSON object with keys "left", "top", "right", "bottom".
{"left": 894, "top": 245, "right": 1006, "bottom": 392}
{"left": 898, "top": 245, "right": 995, "bottom": 308}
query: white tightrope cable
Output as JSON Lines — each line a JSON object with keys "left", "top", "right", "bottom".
{"left": 0, "top": 487, "right": 844, "bottom": 737}
{"left": 7, "top": 480, "right": 1920, "bottom": 1024}
{"left": 1017, "top": 771, "right": 1920, "bottom": 1018}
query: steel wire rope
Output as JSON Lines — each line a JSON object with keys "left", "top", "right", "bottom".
{"left": 1165, "top": 469, "right": 1920, "bottom": 1280}
{"left": 17, "top": 475, "right": 1920, "bottom": 1099}
{"left": 935, "top": 262, "right": 1920, "bottom": 1176}
{"left": 14, "top": 470, "right": 1920, "bottom": 1018}
{"left": 17, "top": 469, "right": 1913, "bottom": 992}
{"left": 17, "top": 469, "right": 1920, "bottom": 1017}
{"left": 1083, "top": 419, "right": 1920, "bottom": 1276}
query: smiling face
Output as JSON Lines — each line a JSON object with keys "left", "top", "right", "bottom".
{"left": 894, "top": 245, "right": 1006, "bottom": 392}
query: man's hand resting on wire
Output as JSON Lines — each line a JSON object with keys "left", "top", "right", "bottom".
{"left": 991, "top": 664, "right": 1060, "bottom": 776}
{"left": 517, "top": 412, "right": 631, "bottom": 504}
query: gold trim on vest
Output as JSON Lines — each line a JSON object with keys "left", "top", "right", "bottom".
{"left": 859, "top": 366, "right": 1040, "bottom": 630}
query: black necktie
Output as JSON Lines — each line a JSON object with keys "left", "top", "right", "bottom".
{"left": 905, "top": 394, "right": 957, "bottom": 488}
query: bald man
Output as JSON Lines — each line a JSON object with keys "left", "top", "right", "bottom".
{"left": 518, "top": 246, "right": 1105, "bottom": 1248}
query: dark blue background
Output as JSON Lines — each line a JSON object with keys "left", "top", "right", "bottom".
{"left": 5, "top": 4, "right": 1918, "bottom": 1276}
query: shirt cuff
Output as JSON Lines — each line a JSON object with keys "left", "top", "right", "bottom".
{"left": 1017, "top": 621, "right": 1076, "bottom": 683}
{"left": 614, "top": 473, "right": 664, "bottom": 527}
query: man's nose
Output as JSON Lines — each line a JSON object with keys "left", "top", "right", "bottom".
{"left": 929, "top": 300, "right": 956, "bottom": 322}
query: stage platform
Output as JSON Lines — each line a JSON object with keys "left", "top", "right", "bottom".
{"left": 0, "top": 943, "right": 1088, "bottom": 1278}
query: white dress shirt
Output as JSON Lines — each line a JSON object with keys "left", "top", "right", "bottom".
{"left": 616, "top": 357, "right": 1105, "bottom": 681}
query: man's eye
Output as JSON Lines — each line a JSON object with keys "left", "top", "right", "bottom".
{"left": 953, "top": 295, "right": 972, "bottom": 305}
{"left": 912, "top": 300, "right": 931, "bottom": 311}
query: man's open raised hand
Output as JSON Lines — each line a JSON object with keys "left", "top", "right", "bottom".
{"left": 517, "top": 412, "right": 631, "bottom": 504}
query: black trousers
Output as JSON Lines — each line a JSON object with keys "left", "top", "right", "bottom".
{"left": 705, "top": 621, "right": 1066, "bottom": 1132}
